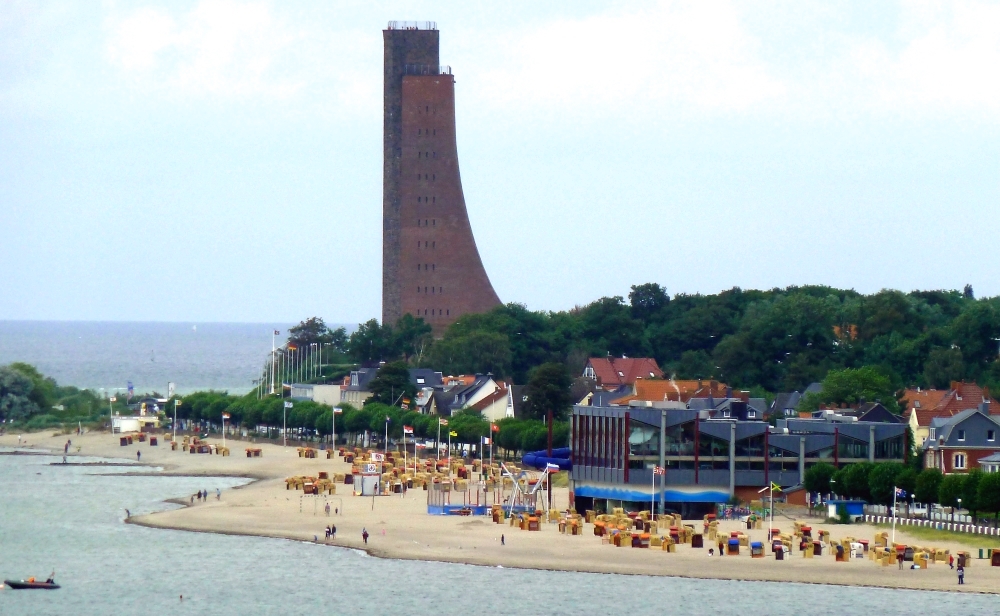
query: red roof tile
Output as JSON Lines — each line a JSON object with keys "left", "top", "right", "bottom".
{"left": 585, "top": 357, "right": 664, "bottom": 389}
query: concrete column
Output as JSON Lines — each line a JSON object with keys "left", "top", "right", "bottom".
{"left": 729, "top": 422, "right": 736, "bottom": 497}
{"left": 799, "top": 437, "right": 806, "bottom": 485}
{"left": 869, "top": 425, "right": 876, "bottom": 463}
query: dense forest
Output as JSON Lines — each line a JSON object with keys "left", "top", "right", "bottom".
{"left": 317, "top": 283, "right": 1000, "bottom": 395}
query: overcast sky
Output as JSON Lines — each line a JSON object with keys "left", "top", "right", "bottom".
{"left": 2, "top": 1, "right": 998, "bottom": 324}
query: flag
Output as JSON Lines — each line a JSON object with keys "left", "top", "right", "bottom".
{"left": 175, "top": 400, "right": 182, "bottom": 406}
{"left": 109, "top": 397, "right": 117, "bottom": 402}
{"left": 439, "top": 419, "right": 448, "bottom": 426}
{"left": 403, "top": 425, "right": 414, "bottom": 434}
{"left": 274, "top": 330, "right": 280, "bottom": 335}
{"left": 653, "top": 466, "right": 665, "bottom": 476}
{"left": 222, "top": 413, "right": 230, "bottom": 420}
{"left": 449, "top": 431, "right": 458, "bottom": 437}
{"left": 545, "top": 463, "right": 560, "bottom": 473}
{"left": 895, "top": 487, "right": 908, "bottom": 498}
{"left": 482, "top": 437, "right": 491, "bottom": 445}
{"left": 491, "top": 424, "right": 500, "bottom": 432}
{"left": 385, "top": 416, "right": 391, "bottom": 423}
{"left": 333, "top": 407, "right": 343, "bottom": 414}
{"left": 284, "top": 401, "right": 293, "bottom": 408}
{"left": 770, "top": 482, "right": 782, "bottom": 493}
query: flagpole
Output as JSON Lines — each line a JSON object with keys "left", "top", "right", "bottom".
{"left": 892, "top": 486, "right": 897, "bottom": 544}
{"left": 651, "top": 470, "right": 655, "bottom": 516}
{"left": 437, "top": 420, "right": 442, "bottom": 462}
{"left": 448, "top": 429, "right": 452, "bottom": 478}
{"left": 270, "top": 330, "right": 276, "bottom": 394}
{"left": 222, "top": 413, "right": 226, "bottom": 448}
{"left": 769, "top": 484, "right": 774, "bottom": 540}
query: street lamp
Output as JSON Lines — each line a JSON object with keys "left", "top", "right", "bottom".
{"left": 956, "top": 497, "right": 962, "bottom": 523}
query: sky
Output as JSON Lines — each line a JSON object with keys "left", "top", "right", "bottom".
{"left": 1, "top": 1, "right": 999, "bottom": 324}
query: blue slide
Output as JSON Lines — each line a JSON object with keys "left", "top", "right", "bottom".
{"left": 521, "top": 447, "right": 572, "bottom": 471}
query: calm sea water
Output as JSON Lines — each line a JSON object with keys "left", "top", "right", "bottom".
{"left": 2, "top": 451, "right": 1000, "bottom": 616}
{"left": 0, "top": 321, "right": 305, "bottom": 395}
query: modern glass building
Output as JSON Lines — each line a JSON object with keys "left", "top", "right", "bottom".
{"left": 571, "top": 404, "right": 907, "bottom": 517}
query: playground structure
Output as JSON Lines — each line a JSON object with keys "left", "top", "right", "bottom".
{"left": 521, "top": 447, "right": 571, "bottom": 472}
{"left": 500, "top": 463, "right": 551, "bottom": 516}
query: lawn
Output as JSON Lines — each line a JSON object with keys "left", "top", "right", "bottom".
{"left": 872, "top": 522, "right": 1000, "bottom": 548}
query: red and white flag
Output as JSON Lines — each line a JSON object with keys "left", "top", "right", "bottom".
{"left": 403, "top": 425, "right": 414, "bottom": 434}
{"left": 482, "top": 437, "right": 491, "bottom": 445}
{"left": 545, "top": 463, "right": 560, "bottom": 473}
{"left": 439, "top": 419, "right": 448, "bottom": 426}
{"left": 491, "top": 424, "right": 500, "bottom": 432}
{"left": 653, "top": 466, "right": 665, "bottom": 476}
{"left": 222, "top": 413, "right": 230, "bottom": 420}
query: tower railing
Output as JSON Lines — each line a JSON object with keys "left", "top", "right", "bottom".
{"left": 404, "top": 64, "right": 452, "bottom": 76}
{"left": 387, "top": 21, "right": 437, "bottom": 31}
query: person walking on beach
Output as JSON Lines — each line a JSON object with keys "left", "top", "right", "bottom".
{"left": 501, "top": 534, "right": 505, "bottom": 546}
{"left": 362, "top": 528, "right": 369, "bottom": 544}
{"left": 65, "top": 440, "right": 70, "bottom": 454}
{"left": 325, "top": 502, "right": 331, "bottom": 516}
{"left": 331, "top": 524, "right": 336, "bottom": 539}
{"left": 216, "top": 488, "right": 220, "bottom": 501}
{"left": 958, "top": 564, "right": 965, "bottom": 584}
{"left": 137, "top": 451, "right": 141, "bottom": 462}
{"left": 949, "top": 554, "right": 954, "bottom": 569}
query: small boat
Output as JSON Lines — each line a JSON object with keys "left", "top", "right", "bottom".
{"left": 3, "top": 579, "right": 60, "bottom": 590}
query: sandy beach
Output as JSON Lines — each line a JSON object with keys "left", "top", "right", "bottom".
{"left": 3, "top": 429, "right": 999, "bottom": 594}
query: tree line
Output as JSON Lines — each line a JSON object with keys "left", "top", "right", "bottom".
{"left": 299, "top": 283, "right": 1000, "bottom": 398}
{"left": 804, "top": 461, "right": 1000, "bottom": 523}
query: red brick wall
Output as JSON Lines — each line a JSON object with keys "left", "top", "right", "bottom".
{"left": 935, "top": 448, "right": 1000, "bottom": 473}
{"left": 397, "top": 75, "right": 501, "bottom": 333}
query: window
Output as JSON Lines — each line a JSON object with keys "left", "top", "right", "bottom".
{"left": 432, "top": 218, "right": 436, "bottom": 225}
{"left": 432, "top": 264, "right": 435, "bottom": 271}
{"left": 958, "top": 430, "right": 966, "bottom": 442}
{"left": 432, "top": 241, "right": 435, "bottom": 248}
{"left": 990, "top": 430, "right": 996, "bottom": 442}
{"left": 418, "top": 129, "right": 421, "bottom": 135}
{"left": 748, "top": 410, "right": 756, "bottom": 419}
{"left": 417, "top": 377, "right": 425, "bottom": 384}
{"left": 954, "top": 453, "right": 967, "bottom": 470}
{"left": 583, "top": 366, "right": 595, "bottom": 378}
{"left": 446, "top": 309, "right": 450, "bottom": 315}
{"left": 617, "top": 371, "right": 624, "bottom": 377}
{"left": 649, "top": 372, "right": 655, "bottom": 378}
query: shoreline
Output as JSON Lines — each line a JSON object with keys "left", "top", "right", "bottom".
{"left": 4, "top": 431, "right": 999, "bottom": 596}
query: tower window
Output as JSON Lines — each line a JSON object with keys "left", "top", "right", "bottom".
{"left": 432, "top": 219, "right": 436, "bottom": 225}
{"left": 418, "top": 129, "right": 421, "bottom": 135}
{"left": 432, "top": 197, "right": 436, "bottom": 204}
{"left": 424, "top": 287, "right": 427, "bottom": 293}
{"left": 433, "top": 129, "right": 436, "bottom": 135}
{"left": 426, "top": 106, "right": 429, "bottom": 112}
{"left": 432, "top": 174, "right": 436, "bottom": 181}
{"left": 439, "top": 287, "right": 442, "bottom": 293}
{"left": 432, "top": 241, "right": 435, "bottom": 248}
{"left": 432, "top": 264, "right": 435, "bottom": 271}
{"left": 417, "top": 286, "right": 420, "bottom": 292}
{"left": 447, "top": 309, "right": 450, "bottom": 316}
{"left": 433, "top": 152, "right": 437, "bottom": 158}
{"left": 418, "top": 152, "right": 422, "bottom": 158}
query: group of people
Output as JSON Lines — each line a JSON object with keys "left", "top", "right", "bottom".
{"left": 190, "top": 489, "right": 220, "bottom": 504}
{"left": 324, "top": 524, "right": 337, "bottom": 540}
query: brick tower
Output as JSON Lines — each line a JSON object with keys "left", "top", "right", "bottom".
{"left": 382, "top": 22, "right": 501, "bottom": 334}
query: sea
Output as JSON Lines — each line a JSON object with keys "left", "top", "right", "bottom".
{"left": 2, "top": 451, "right": 999, "bottom": 616}
{"left": 0, "top": 321, "right": 338, "bottom": 396}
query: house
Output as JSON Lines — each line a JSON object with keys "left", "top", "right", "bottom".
{"left": 289, "top": 384, "right": 343, "bottom": 405}
{"left": 470, "top": 381, "right": 516, "bottom": 423}
{"left": 770, "top": 383, "right": 823, "bottom": 418}
{"left": 340, "top": 368, "right": 378, "bottom": 406}
{"left": 582, "top": 357, "right": 663, "bottom": 390}
{"left": 814, "top": 403, "right": 901, "bottom": 424}
{"left": 612, "top": 379, "right": 735, "bottom": 407}
{"left": 905, "top": 382, "right": 999, "bottom": 447}
{"left": 923, "top": 404, "right": 1000, "bottom": 474}
{"left": 441, "top": 374, "right": 502, "bottom": 416}
{"left": 979, "top": 452, "right": 1000, "bottom": 473}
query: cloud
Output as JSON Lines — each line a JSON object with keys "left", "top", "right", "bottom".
{"left": 458, "top": 0, "right": 1000, "bottom": 123}
{"left": 467, "top": 2, "right": 786, "bottom": 117}
{"left": 104, "top": 0, "right": 305, "bottom": 99}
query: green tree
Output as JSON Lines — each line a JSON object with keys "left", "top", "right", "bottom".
{"left": 366, "top": 361, "right": 415, "bottom": 407}
{"left": 348, "top": 319, "right": 398, "bottom": 364}
{"left": 962, "top": 469, "right": 984, "bottom": 519}
{"left": 938, "top": 474, "right": 966, "bottom": 520}
{"left": 629, "top": 283, "right": 670, "bottom": 322}
{"left": 804, "top": 462, "right": 836, "bottom": 496}
{"left": 923, "top": 347, "right": 965, "bottom": 389}
{"left": 522, "top": 362, "right": 572, "bottom": 422}
{"left": 868, "top": 462, "right": 903, "bottom": 506}
{"left": 288, "top": 317, "right": 335, "bottom": 348}
{"left": 976, "top": 472, "right": 1000, "bottom": 523}
{"left": 914, "top": 468, "right": 943, "bottom": 505}
{"left": 801, "top": 366, "right": 900, "bottom": 414}
{"left": 426, "top": 330, "right": 512, "bottom": 377}
{"left": 843, "top": 462, "right": 874, "bottom": 501}
{"left": 393, "top": 314, "right": 432, "bottom": 363}
{"left": 0, "top": 365, "right": 40, "bottom": 421}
